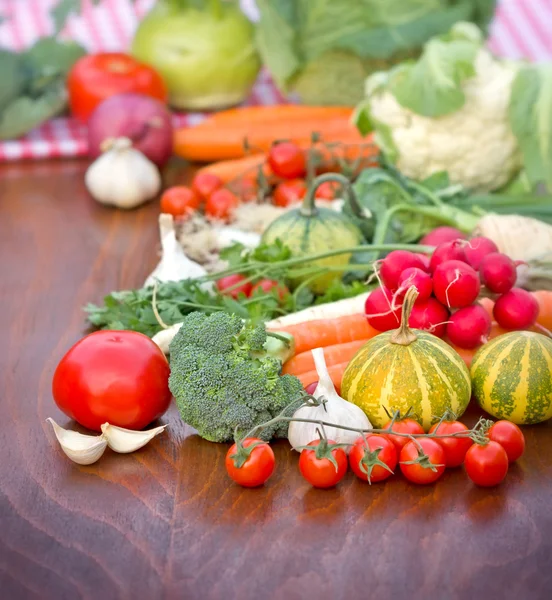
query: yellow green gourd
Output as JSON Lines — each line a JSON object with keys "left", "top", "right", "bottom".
{"left": 341, "top": 287, "right": 472, "bottom": 431}
{"left": 261, "top": 173, "right": 365, "bottom": 293}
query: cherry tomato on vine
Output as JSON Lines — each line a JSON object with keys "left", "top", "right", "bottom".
{"left": 349, "top": 435, "right": 397, "bottom": 483}
{"left": 191, "top": 172, "right": 223, "bottom": 201}
{"left": 464, "top": 441, "right": 509, "bottom": 486}
{"left": 399, "top": 438, "right": 446, "bottom": 484}
{"left": 315, "top": 181, "right": 341, "bottom": 201}
{"left": 216, "top": 274, "right": 252, "bottom": 299}
{"left": 273, "top": 179, "right": 307, "bottom": 207}
{"left": 160, "top": 186, "right": 200, "bottom": 217}
{"left": 268, "top": 142, "right": 306, "bottom": 179}
{"left": 298, "top": 439, "right": 348, "bottom": 488}
{"left": 52, "top": 330, "right": 171, "bottom": 431}
{"left": 382, "top": 418, "right": 424, "bottom": 451}
{"left": 487, "top": 420, "right": 525, "bottom": 463}
{"left": 251, "top": 279, "right": 289, "bottom": 300}
{"left": 225, "top": 438, "right": 275, "bottom": 487}
{"left": 68, "top": 53, "right": 167, "bottom": 122}
{"left": 429, "top": 420, "right": 473, "bottom": 468}
{"left": 205, "top": 188, "right": 239, "bottom": 221}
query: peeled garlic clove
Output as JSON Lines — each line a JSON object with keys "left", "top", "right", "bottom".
{"left": 100, "top": 423, "right": 167, "bottom": 453}
{"left": 46, "top": 418, "right": 107, "bottom": 465}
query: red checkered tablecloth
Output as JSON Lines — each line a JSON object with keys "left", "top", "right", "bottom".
{"left": 0, "top": 0, "right": 550, "bottom": 162}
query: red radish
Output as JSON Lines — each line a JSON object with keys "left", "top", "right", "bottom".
{"left": 429, "top": 240, "right": 468, "bottom": 273}
{"left": 464, "top": 237, "right": 499, "bottom": 270}
{"left": 446, "top": 304, "right": 492, "bottom": 349}
{"left": 365, "top": 286, "right": 402, "bottom": 332}
{"left": 420, "top": 226, "right": 466, "bottom": 246}
{"left": 433, "top": 260, "right": 481, "bottom": 308}
{"left": 408, "top": 297, "right": 449, "bottom": 338}
{"left": 416, "top": 254, "right": 431, "bottom": 271}
{"left": 380, "top": 251, "right": 427, "bottom": 291}
{"left": 493, "top": 289, "right": 539, "bottom": 330}
{"left": 87, "top": 93, "right": 173, "bottom": 166}
{"left": 216, "top": 274, "right": 252, "bottom": 299}
{"left": 305, "top": 382, "right": 318, "bottom": 395}
{"left": 479, "top": 252, "right": 517, "bottom": 294}
{"left": 396, "top": 268, "right": 432, "bottom": 303}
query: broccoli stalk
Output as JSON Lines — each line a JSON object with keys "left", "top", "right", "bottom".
{"left": 168, "top": 312, "right": 305, "bottom": 442}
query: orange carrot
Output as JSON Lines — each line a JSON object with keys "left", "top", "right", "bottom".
{"left": 204, "top": 105, "right": 354, "bottom": 126}
{"left": 532, "top": 291, "right": 552, "bottom": 332}
{"left": 195, "top": 153, "right": 268, "bottom": 185}
{"left": 282, "top": 339, "right": 369, "bottom": 376}
{"left": 296, "top": 363, "right": 350, "bottom": 393}
{"left": 272, "top": 314, "right": 377, "bottom": 355}
{"left": 479, "top": 297, "right": 494, "bottom": 319}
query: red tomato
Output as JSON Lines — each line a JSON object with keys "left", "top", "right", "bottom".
{"left": 268, "top": 142, "right": 306, "bottom": 179}
{"left": 233, "top": 177, "right": 259, "bottom": 203}
{"left": 298, "top": 439, "right": 348, "bottom": 488}
{"left": 429, "top": 420, "right": 473, "bottom": 468}
{"left": 464, "top": 441, "right": 509, "bottom": 487}
{"left": 52, "top": 330, "right": 171, "bottom": 431}
{"left": 216, "top": 274, "right": 252, "bottom": 299}
{"left": 205, "top": 189, "right": 239, "bottom": 222}
{"left": 225, "top": 438, "right": 275, "bottom": 487}
{"left": 191, "top": 172, "right": 223, "bottom": 200}
{"left": 67, "top": 53, "right": 167, "bottom": 122}
{"left": 273, "top": 179, "right": 307, "bottom": 207}
{"left": 251, "top": 279, "right": 289, "bottom": 300}
{"left": 349, "top": 435, "right": 397, "bottom": 483}
{"left": 160, "top": 186, "right": 200, "bottom": 217}
{"left": 399, "top": 438, "right": 446, "bottom": 484}
{"left": 382, "top": 418, "right": 425, "bottom": 451}
{"left": 315, "top": 181, "right": 341, "bottom": 200}
{"left": 487, "top": 420, "right": 525, "bottom": 463}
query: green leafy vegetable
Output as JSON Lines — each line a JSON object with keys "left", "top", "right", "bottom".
{"left": 509, "top": 64, "right": 552, "bottom": 191}
{"left": 255, "top": 0, "right": 496, "bottom": 105}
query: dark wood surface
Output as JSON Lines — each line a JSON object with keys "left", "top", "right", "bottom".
{"left": 1, "top": 159, "right": 552, "bottom": 600}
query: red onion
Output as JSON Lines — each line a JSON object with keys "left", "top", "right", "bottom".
{"left": 87, "top": 93, "right": 173, "bottom": 166}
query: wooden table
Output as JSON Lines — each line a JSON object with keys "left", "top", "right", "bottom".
{"left": 2, "top": 159, "right": 552, "bottom": 600}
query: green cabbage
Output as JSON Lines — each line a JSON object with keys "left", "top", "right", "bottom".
{"left": 255, "top": 0, "right": 496, "bottom": 106}
{"left": 131, "top": 0, "right": 260, "bottom": 111}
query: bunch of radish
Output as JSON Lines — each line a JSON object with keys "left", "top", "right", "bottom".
{"left": 366, "top": 227, "right": 540, "bottom": 349}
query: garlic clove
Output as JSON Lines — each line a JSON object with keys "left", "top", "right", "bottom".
{"left": 100, "top": 423, "right": 167, "bottom": 453}
{"left": 152, "top": 322, "right": 183, "bottom": 354}
{"left": 46, "top": 418, "right": 107, "bottom": 465}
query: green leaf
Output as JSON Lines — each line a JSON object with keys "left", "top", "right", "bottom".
{"left": 509, "top": 64, "right": 552, "bottom": 192}
{"left": 0, "top": 50, "right": 27, "bottom": 112}
{"left": 387, "top": 22, "right": 482, "bottom": 117}
{"left": 25, "top": 37, "right": 86, "bottom": 77}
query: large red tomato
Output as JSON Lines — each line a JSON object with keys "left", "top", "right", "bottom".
{"left": 52, "top": 330, "right": 171, "bottom": 431}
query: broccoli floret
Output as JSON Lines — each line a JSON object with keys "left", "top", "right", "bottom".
{"left": 168, "top": 312, "right": 305, "bottom": 443}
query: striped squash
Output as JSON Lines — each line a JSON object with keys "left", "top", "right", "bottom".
{"left": 261, "top": 174, "right": 364, "bottom": 294}
{"left": 341, "top": 288, "right": 471, "bottom": 431}
{"left": 470, "top": 331, "right": 552, "bottom": 425}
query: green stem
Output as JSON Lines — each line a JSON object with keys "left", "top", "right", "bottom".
{"left": 300, "top": 173, "right": 365, "bottom": 218}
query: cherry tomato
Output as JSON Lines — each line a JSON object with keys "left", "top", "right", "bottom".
{"left": 464, "top": 441, "right": 509, "bottom": 487}
{"left": 400, "top": 438, "right": 446, "bottom": 484}
{"left": 315, "top": 181, "right": 341, "bottom": 200}
{"left": 233, "top": 177, "right": 259, "bottom": 203}
{"left": 216, "top": 274, "right": 253, "bottom": 299}
{"left": 298, "top": 439, "right": 348, "bottom": 488}
{"left": 382, "top": 418, "right": 425, "bottom": 451}
{"left": 487, "top": 420, "right": 525, "bottom": 463}
{"left": 349, "top": 435, "right": 397, "bottom": 483}
{"left": 251, "top": 279, "right": 289, "bottom": 301}
{"left": 225, "top": 438, "right": 275, "bottom": 487}
{"left": 205, "top": 188, "right": 239, "bottom": 222}
{"left": 268, "top": 142, "right": 306, "bottom": 179}
{"left": 273, "top": 179, "right": 307, "bottom": 207}
{"left": 160, "top": 186, "right": 200, "bottom": 217}
{"left": 191, "top": 172, "right": 223, "bottom": 201}
{"left": 67, "top": 53, "right": 167, "bottom": 122}
{"left": 429, "top": 420, "right": 473, "bottom": 468}
{"left": 52, "top": 330, "right": 171, "bottom": 431}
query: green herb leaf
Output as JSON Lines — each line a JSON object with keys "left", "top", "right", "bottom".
{"left": 509, "top": 63, "right": 552, "bottom": 192}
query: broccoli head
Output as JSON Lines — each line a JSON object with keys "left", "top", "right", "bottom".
{"left": 168, "top": 311, "right": 304, "bottom": 442}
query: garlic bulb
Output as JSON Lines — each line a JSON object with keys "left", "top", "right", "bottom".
{"left": 85, "top": 137, "right": 161, "bottom": 209}
{"left": 46, "top": 418, "right": 167, "bottom": 465}
{"left": 288, "top": 348, "right": 371, "bottom": 451}
{"left": 144, "top": 214, "right": 207, "bottom": 287}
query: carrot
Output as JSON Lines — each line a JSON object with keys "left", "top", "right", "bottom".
{"left": 479, "top": 297, "right": 494, "bottom": 319}
{"left": 195, "top": 153, "right": 268, "bottom": 185}
{"left": 532, "top": 291, "right": 552, "bottom": 332}
{"left": 296, "top": 362, "right": 350, "bottom": 392}
{"left": 282, "top": 339, "right": 369, "bottom": 377}
{"left": 204, "top": 105, "right": 354, "bottom": 126}
{"left": 272, "top": 314, "right": 377, "bottom": 355}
